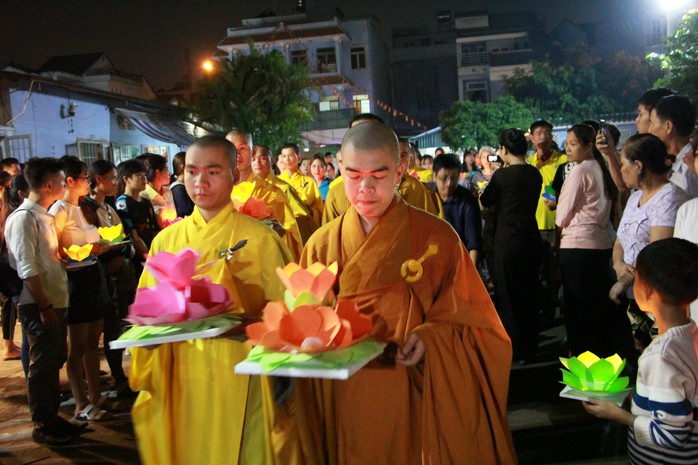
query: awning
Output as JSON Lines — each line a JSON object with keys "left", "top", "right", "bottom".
{"left": 114, "top": 108, "right": 195, "bottom": 148}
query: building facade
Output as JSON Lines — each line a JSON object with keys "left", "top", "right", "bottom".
{"left": 215, "top": 12, "right": 391, "bottom": 146}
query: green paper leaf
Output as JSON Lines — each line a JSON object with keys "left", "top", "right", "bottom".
{"left": 561, "top": 369, "right": 584, "bottom": 391}
{"left": 260, "top": 352, "right": 292, "bottom": 372}
{"left": 117, "top": 314, "right": 241, "bottom": 342}
{"left": 243, "top": 339, "right": 384, "bottom": 372}
{"left": 285, "top": 290, "right": 321, "bottom": 311}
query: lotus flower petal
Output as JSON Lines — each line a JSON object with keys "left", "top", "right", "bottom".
{"left": 127, "top": 282, "right": 187, "bottom": 325}
{"left": 331, "top": 320, "right": 353, "bottom": 349}
{"left": 234, "top": 196, "right": 273, "bottom": 220}
{"left": 64, "top": 244, "right": 93, "bottom": 262}
{"left": 577, "top": 351, "right": 601, "bottom": 368}
{"left": 561, "top": 369, "right": 584, "bottom": 391}
{"left": 605, "top": 376, "right": 630, "bottom": 393}
{"left": 606, "top": 354, "right": 625, "bottom": 374}
{"left": 589, "top": 359, "right": 616, "bottom": 383}
{"left": 335, "top": 299, "right": 372, "bottom": 340}
{"left": 98, "top": 224, "right": 124, "bottom": 242}
{"left": 567, "top": 357, "right": 591, "bottom": 383}
{"left": 284, "top": 290, "right": 322, "bottom": 311}
{"left": 145, "top": 248, "right": 198, "bottom": 289}
{"left": 279, "top": 306, "right": 324, "bottom": 348}
{"left": 276, "top": 262, "right": 338, "bottom": 302}
{"left": 245, "top": 302, "right": 291, "bottom": 345}
{"left": 260, "top": 330, "right": 289, "bottom": 352}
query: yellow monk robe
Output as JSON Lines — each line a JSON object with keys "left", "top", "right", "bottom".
{"left": 279, "top": 171, "right": 323, "bottom": 225}
{"left": 322, "top": 176, "right": 351, "bottom": 225}
{"left": 409, "top": 166, "right": 434, "bottom": 183}
{"left": 296, "top": 197, "right": 516, "bottom": 465}
{"left": 232, "top": 175, "right": 303, "bottom": 260}
{"left": 264, "top": 172, "right": 317, "bottom": 243}
{"left": 130, "top": 203, "right": 301, "bottom": 465}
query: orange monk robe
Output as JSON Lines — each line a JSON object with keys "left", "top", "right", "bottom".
{"left": 279, "top": 171, "right": 323, "bottom": 225}
{"left": 322, "top": 175, "right": 441, "bottom": 224}
{"left": 232, "top": 175, "right": 303, "bottom": 259}
{"left": 297, "top": 197, "right": 516, "bottom": 465}
{"left": 263, "top": 172, "right": 317, "bottom": 243}
{"left": 423, "top": 182, "right": 445, "bottom": 218}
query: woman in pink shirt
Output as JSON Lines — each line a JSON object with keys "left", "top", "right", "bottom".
{"left": 556, "top": 123, "right": 634, "bottom": 361}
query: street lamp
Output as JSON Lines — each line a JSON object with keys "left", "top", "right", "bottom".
{"left": 202, "top": 60, "right": 214, "bottom": 73}
{"left": 658, "top": 0, "right": 697, "bottom": 36}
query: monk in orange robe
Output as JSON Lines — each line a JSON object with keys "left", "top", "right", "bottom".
{"left": 296, "top": 122, "right": 516, "bottom": 465}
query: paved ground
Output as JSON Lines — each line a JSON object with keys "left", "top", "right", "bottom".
{"left": 0, "top": 321, "right": 629, "bottom": 465}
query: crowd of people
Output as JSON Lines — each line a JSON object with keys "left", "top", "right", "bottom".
{"left": 0, "top": 87, "right": 697, "bottom": 464}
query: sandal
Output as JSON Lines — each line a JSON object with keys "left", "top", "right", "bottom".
{"left": 74, "top": 404, "right": 113, "bottom": 422}
{"left": 95, "top": 396, "right": 128, "bottom": 412}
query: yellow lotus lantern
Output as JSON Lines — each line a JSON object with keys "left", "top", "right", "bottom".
{"left": 560, "top": 351, "right": 629, "bottom": 393}
{"left": 63, "top": 244, "right": 93, "bottom": 262}
{"left": 98, "top": 224, "right": 124, "bottom": 243}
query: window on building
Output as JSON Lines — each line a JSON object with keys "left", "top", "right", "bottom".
{"left": 350, "top": 47, "right": 366, "bottom": 70}
{"left": 352, "top": 94, "right": 370, "bottom": 114}
{"left": 3, "top": 135, "right": 32, "bottom": 162}
{"left": 317, "top": 47, "right": 337, "bottom": 73}
{"left": 112, "top": 143, "right": 140, "bottom": 165}
{"left": 319, "top": 95, "right": 339, "bottom": 112}
{"left": 291, "top": 49, "right": 307, "bottom": 66}
{"left": 78, "top": 141, "right": 106, "bottom": 166}
{"left": 464, "top": 81, "right": 488, "bottom": 103}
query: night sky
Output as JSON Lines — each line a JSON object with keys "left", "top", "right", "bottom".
{"left": 1, "top": 0, "right": 634, "bottom": 90}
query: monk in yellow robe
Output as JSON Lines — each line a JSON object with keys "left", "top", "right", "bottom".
{"left": 402, "top": 140, "right": 434, "bottom": 183}
{"left": 227, "top": 130, "right": 303, "bottom": 259}
{"left": 296, "top": 122, "right": 516, "bottom": 465}
{"left": 278, "top": 143, "right": 323, "bottom": 224}
{"left": 252, "top": 145, "right": 317, "bottom": 243}
{"left": 130, "top": 135, "right": 301, "bottom": 465}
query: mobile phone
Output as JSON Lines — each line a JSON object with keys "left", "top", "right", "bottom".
{"left": 487, "top": 154, "right": 499, "bottom": 163}
{"left": 599, "top": 119, "right": 607, "bottom": 144}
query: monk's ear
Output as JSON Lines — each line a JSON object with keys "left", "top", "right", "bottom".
{"left": 396, "top": 158, "right": 406, "bottom": 179}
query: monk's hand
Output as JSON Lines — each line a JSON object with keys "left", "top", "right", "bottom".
{"left": 396, "top": 333, "right": 425, "bottom": 366}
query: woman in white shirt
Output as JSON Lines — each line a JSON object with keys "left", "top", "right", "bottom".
{"left": 49, "top": 156, "right": 114, "bottom": 421}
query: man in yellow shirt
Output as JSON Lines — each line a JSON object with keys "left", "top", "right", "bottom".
{"left": 130, "top": 135, "right": 302, "bottom": 465}
{"left": 226, "top": 130, "right": 303, "bottom": 259}
{"left": 528, "top": 119, "right": 567, "bottom": 325}
{"left": 278, "top": 143, "right": 323, "bottom": 224}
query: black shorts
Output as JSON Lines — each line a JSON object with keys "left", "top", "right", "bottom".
{"left": 66, "top": 262, "right": 111, "bottom": 325}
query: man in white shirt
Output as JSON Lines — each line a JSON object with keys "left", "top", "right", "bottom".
{"left": 4, "top": 157, "right": 83, "bottom": 445}
{"left": 649, "top": 93, "right": 698, "bottom": 198}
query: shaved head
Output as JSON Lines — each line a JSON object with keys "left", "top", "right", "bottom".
{"left": 341, "top": 122, "right": 399, "bottom": 164}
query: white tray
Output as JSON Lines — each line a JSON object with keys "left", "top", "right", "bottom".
{"left": 109, "top": 324, "right": 234, "bottom": 349}
{"left": 559, "top": 385, "right": 632, "bottom": 406}
{"left": 234, "top": 345, "right": 384, "bottom": 380}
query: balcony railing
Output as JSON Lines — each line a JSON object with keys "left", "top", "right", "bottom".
{"left": 300, "top": 108, "right": 355, "bottom": 131}
{"left": 460, "top": 51, "right": 489, "bottom": 66}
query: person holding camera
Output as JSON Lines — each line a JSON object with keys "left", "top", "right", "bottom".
{"left": 480, "top": 128, "right": 543, "bottom": 363}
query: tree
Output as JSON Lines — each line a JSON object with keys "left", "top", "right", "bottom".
{"left": 503, "top": 51, "right": 662, "bottom": 124}
{"left": 193, "top": 44, "right": 313, "bottom": 150}
{"left": 439, "top": 95, "right": 535, "bottom": 150}
{"left": 648, "top": 9, "right": 698, "bottom": 103}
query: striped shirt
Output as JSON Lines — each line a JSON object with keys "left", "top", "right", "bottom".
{"left": 628, "top": 322, "right": 698, "bottom": 464}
